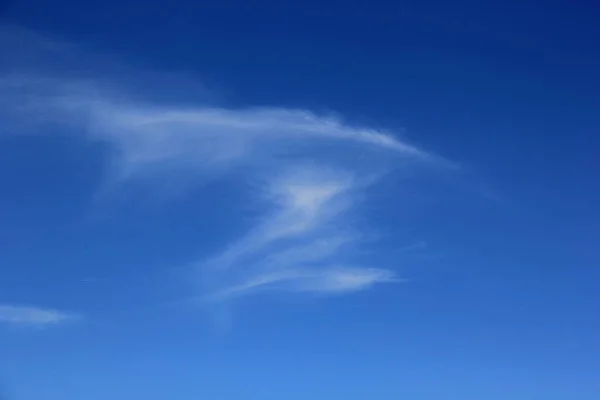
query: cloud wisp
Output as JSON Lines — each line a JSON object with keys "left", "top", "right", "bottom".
{"left": 200, "top": 165, "right": 400, "bottom": 300}
{"left": 2, "top": 75, "right": 445, "bottom": 181}
{"left": 1, "top": 27, "right": 446, "bottom": 306}
{"left": 0, "top": 305, "right": 76, "bottom": 328}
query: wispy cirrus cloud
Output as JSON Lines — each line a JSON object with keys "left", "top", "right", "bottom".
{"left": 0, "top": 305, "right": 76, "bottom": 327}
{"left": 200, "top": 165, "right": 398, "bottom": 299}
{"left": 0, "top": 26, "right": 446, "bottom": 306}
{"left": 208, "top": 267, "right": 397, "bottom": 301}
{"left": 2, "top": 75, "right": 445, "bottom": 180}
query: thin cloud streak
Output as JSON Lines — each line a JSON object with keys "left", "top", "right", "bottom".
{"left": 0, "top": 305, "right": 76, "bottom": 327}
{"left": 207, "top": 267, "right": 397, "bottom": 301}
{"left": 1, "top": 75, "right": 449, "bottom": 179}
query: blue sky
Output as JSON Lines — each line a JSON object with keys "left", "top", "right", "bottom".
{"left": 1, "top": 1, "right": 599, "bottom": 399}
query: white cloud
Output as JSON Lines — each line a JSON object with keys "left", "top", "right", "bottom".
{"left": 208, "top": 267, "right": 396, "bottom": 301}
{"left": 0, "top": 305, "right": 76, "bottom": 327}
{"left": 293, "top": 267, "right": 398, "bottom": 293}
{"left": 1, "top": 73, "right": 426, "bottom": 300}
{"left": 1, "top": 77, "right": 444, "bottom": 180}
{"left": 199, "top": 165, "right": 401, "bottom": 300}
{"left": 0, "top": 27, "right": 449, "bottom": 306}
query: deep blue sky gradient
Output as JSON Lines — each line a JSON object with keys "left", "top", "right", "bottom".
{"left": 1, "top": 1, "right": 599, "bottom": 399}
